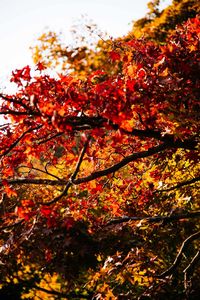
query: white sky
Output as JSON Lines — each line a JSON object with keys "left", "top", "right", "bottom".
{"left": 0, "top": 0, "right": 171, "bottom": 91}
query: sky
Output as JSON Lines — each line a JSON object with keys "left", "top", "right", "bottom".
{"left": 0, "top": 0, "right": 171, "bottom": 91}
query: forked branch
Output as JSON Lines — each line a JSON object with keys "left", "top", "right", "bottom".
{"left": 0, "top": 125, "right": 42, "bottom": 158}
{"left": 184, "top": 249, "right": 200, "bottom": 290}
{"left": 157, "top": 231, "right": 200, "bottom": 278}
{"left": 43, "top": 136, "right": 90, "bottom": 205}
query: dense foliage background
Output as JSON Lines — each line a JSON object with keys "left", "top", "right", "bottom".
{"left": 0, "top": 0, "right": 199, "bottom": 299}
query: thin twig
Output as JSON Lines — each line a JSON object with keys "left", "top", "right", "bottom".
{"left": 18, "top": 165, "right": 61, "bottom": 180}
{"left": 71, "top": 136, "right": 91, "bottom": 182}
{"left": 44, "top": 163, "right": 61, "bottom": 180}
{"left": 0, "top": 94, "right": 30, "bottom": 111}
{"left": 184, "top": 249, "right": 200, "bottom": 290}
{"left": 0, "top": 125, "right": 42, "bottom": 158}
{"left": 156, "top": 176, "right": 200, "bottom": 193}
{"left": 37, "top": 132, "right": 63, "bottom": 145}
{"left": 43, "top": 137, "right": 90, "bottom": 205}
{"left": 32, "top": 284, "right": 91, "bottom": 299}
{"left": 0, "top": 219, "right": 24, "bottom": 231}
{"left": 157, "top": 231, "right": 200, "bottom": 278}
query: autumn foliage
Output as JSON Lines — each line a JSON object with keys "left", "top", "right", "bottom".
{"left": 0, "top": 1, "right": 199, "bottom": 299}
{"left": 130, "top": 0, "right": 200, "bottom": 42}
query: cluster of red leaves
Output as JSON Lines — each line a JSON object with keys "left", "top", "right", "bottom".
{"left": 10, "top": 66, "right": 31, "bottom": 86}
{"left": 15, "top": 200, "right": 36, "bottom": 221}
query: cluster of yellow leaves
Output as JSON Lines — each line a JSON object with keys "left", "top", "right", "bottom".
{"left": 31, "top": 31, "right": 64, "bottom": 70}
{"left": 130, "top": 0, "right": 200, "bottom": 42}
{"left": 22, "top": 273, "right": 61, "bottom": 300}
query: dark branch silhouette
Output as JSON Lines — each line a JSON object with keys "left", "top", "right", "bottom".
{"left": 0, "top": 125, "right": 42, "bottom": 158}
{"left": 106, "top": 211, "right": 200, "bottom": 226}
{"left": 44, "top": 136, "right": 91, "bottom": 205}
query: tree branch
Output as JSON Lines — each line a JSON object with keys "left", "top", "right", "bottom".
{"left": 106, "top": 211, "right": 200, "bottom": 226}
{"left": 43, "top": 137, "right": 90, "bottom": 205}
{"left": 184, "top": 249, "right": 200, "bottom": 290}
{"left": 32, "top": 285, "right": 68, "bottom": 298}
{"left": 108, "top": 119, "right": 175, "bottom": 142}
{"left": 0, "top": 178, "right": 67, "bottom": 187}
{"left": 2, "top": 169, "right": 199, "bottom": 193}
{"left": 0, "top": 139, "right": 196, "bottom": 188}
{"left": 157, "top": 231, "right": 200, "bottom": 278}
{"left": 0, "top": 125, "right": 43, "bottom": 158}
{"left": 33, "top": 284, "right": 91, "bottom": 299}
{"left": 0, "top": 143, "right": 165, "bottom": 188}
{"left": 75, "top": 143, "right": 169, "bottom": 184}
{"left": 59, "top": 115, "right": 198, "bottom": 148}
{"left": 75, "top": 138, "right": 197, "bottom": 185}
{"left": 37, "top": 132, "right": 63, "bottom": 145}
{"left": 71, "top": 136, "right": 91, "bottom": 182}
{"left": 156, "top": 176, "right": 200, "bottom": 193}
{"left": 18, "top": 165, "right": 61, "bottom": 180}
{"left": 0, "top": 94, "right": 31, "bottom": 111}
{"left": 0, "top": 110, "right": 40, "bottom": 116}
{"left": 0, "top": 219, "right": 24, "bottom": 231}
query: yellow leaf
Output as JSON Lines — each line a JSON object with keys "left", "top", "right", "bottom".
{"left": 159, "top": 67, "right": 169, "bottom": 77}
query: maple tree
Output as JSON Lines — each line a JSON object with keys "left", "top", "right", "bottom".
{"left": 0, "top": 4, "right": 200, "bottom": 300}
{"left": 130, "top": 0, "right": 200, "bottom": 42}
